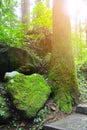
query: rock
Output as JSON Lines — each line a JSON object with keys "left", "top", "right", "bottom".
{"left": 8, "top": 47, "right": 30, "bottom": 71}
{"left": 0, "top": 96, "right": 10, "bottom": 123}
{"left": 5, "top": 71, "right": 51, "bottom": 118}
{"left": 0, "top": 44, "right": 42, "bottom": 80}
{"left": 43, "top": 114, "right": 87, "bottom": 130}
{"left": 5, "top": 71, "right": 19, "bottom": 79}
{"left": 76, "top": 103, "right": 87, "bottom": 115}
{"left": 0, "top": 44, "right": 9, "bottom": 80}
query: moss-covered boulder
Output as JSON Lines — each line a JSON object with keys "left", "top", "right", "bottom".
{"left": 5, "top": 71, "right": 51, "bottom": 118}
{"left": 0, "top": 44, "right": 9, "bottom": 80}
{"left": 0, "top": 44, "right": 42, "bottom": 80}
{"left": 0, "top": 96, "right": 10, "bottom": 123}
{"left": 8, "top": 47, "right": 42, "bottom": 74}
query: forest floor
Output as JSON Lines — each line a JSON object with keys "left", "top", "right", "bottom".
{"left": 0, "top": 98, "right": 75, "bottom": 130}
{"left": 0, "top": 70, "right": 87, "bottom": 130}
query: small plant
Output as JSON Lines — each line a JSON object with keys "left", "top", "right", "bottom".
{"left": 77, "top": 67, "right": 87, "bottom": 102}
{"left": 11, "top": 120, "right": 17, "bottom": 127}
{"left": 0, "top": 97, "right": 10, "bottom": 118}
{"left": 32, "top": 106, "right": 51, "bottom": 130}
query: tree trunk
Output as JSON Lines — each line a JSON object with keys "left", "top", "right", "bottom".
{"left": 46, "top": 0, "right": 50, "bottom": 8}
{"left": 85, "top": 18, "right": 87, "bottom": 46}
{"left": 35, "top": 0, "right": 41, "bottom": 2}
{"left": 0, "top": 0, "right": 2, "bottom": 5}
{"left": 21, "top": 0, "right": 30, "bottom": 31}
{"left": 49, "top": 0, "right": 79, "bottom": 113}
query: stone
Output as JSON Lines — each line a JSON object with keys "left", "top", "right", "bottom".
{"left": 8, "top": 46, "right": 41, "bottom": 76}
{"left": 43, "top": 114, "right": 87, "bottom": 130}
{"left": 5, "top": 71, "right": 19, "bottom": 79}
{"left": 0, "top": 44, "right": 9, "bottom": 80}
{"left": 76, "top": 103, "right": 87, "bottom": 114}
{"left": 5, "top": 71, "right": 51, "bottom": 118}
{"left": 0, "top": 44, "right": 42, "bottom": 80}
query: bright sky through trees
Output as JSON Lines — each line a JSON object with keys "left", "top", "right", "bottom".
{"left": 66, "top": 0, "right": 87, "bottom": 21}
{"left": 16, "top": 0, "right": 87, "bottom": 22}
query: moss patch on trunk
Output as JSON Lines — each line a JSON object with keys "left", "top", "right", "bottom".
{"left": 49, "top": 63, "right": 79, "bottom": 113}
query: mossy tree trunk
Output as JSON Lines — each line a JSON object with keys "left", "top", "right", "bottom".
{"left": 49, "top": 0, "right": 79, "bottom": 113}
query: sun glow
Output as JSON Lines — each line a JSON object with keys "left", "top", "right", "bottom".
{"left": 66, "top": 0, "right": 87, "bottom": 21}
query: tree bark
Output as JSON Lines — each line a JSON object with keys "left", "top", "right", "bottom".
{"left": 85, "top": 18, "right": 87, "bottom": 46}
{"left": 46, "top": 0, "right": 50, "bottom": 8}
{"left": 35, "top": 0, "right": 41, "bottom": 2}
{"left": 49, "top": 0, "right": 79, "bottom": 113}
{"left": 21, "top": 0, "right": 30, "bottom": 29}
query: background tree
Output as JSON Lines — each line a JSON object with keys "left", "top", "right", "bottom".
{"left": 21, "top": 0, "right": 30, "bottom": 31}
{"left": 26, "top": 1, "right": 52, "bottom": 56}
{"left": 46, "top": 0, "right": 50, "bottom": 8}
{"left": 49, "top": 0, "right": 79, "bottom": 113}
{"left": 0, "top": 0, "right": 2, "bottom": 5}
{"left": 85, "top": 18, "right": 87, "bottom": 46}
{"left": 35, "top": 0, "right": 41, "bottom": 2}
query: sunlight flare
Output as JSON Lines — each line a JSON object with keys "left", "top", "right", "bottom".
{"left": 65, "top": 0, "right": 87, "bottom": 21}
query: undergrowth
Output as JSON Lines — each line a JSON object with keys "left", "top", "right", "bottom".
{"left": 77, "top": 67, "right": 87, "bottom": 103}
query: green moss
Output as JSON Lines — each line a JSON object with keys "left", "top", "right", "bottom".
{"left": 49, "top": 62, "right": 79, "bottom": 113}
{"left": 6, "top": 72, "right": 51, "bottom": 118}
{"left": 54, "top": 87, "right": 72, "bottom": 113}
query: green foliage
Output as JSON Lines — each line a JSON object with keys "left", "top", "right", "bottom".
{"left": 0, "top": 97, "right": 10, "bottom": 119}
{"left": 39, "top": 53, "right": 51, "bottom": 75}
{"left": 0, "top": 1, "right": 52, "bottom": 52}
{"left": 71, "top": 32, "right": 87, "bottom": 65}
{"left": 71, "top": 27, "right": 87, "bottom": 103}
{"left": 0, "top": 0, "right": 25, "bottom": 47}
{"left": 30, "top": 2, "right": 52, "bottom": 30}
{"left": 77, "top": 68, "right": 87, "bottom": 102}
{"left": 32, "top": 106, "right": 51, "bottom": 130}
{"left": 25, "top": 2, "right": 52, "bottom": 56}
